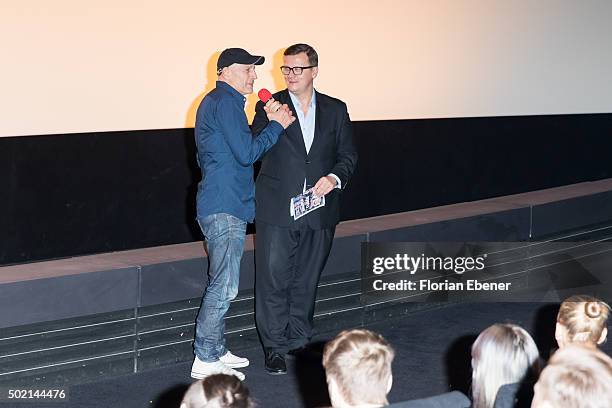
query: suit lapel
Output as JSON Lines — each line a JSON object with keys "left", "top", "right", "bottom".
{"left": 308, "top": 91, "right": 323, "bottom": 159}
{"left": 280, "top": 90, "right": 307, "bottom": 157}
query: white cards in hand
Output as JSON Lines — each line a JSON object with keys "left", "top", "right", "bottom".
{"left": 290, "top": 187, "right": 325, "bottom": 220}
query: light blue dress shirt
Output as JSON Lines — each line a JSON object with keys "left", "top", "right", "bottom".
{"left": 288, "top": 89, "right": 341, "bottom": 190}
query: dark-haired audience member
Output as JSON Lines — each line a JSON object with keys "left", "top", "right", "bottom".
{"left": 556, "top": 294, "right": 609, "bottom": 349}
{"left": 531, "top": 344, "right": 612, "bottom": 408}
{"left": 180, "top": 374, "right": 253, "bottom": 408}
{"left": 323, "top": 329, "right": 395, "bottom": 408}
{"left": 471, "top": 324, "right": 540, "bottom": 408}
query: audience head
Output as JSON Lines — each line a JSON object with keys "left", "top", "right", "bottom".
{"left": 323, "top": 328, "right": 395, "bottom": 408}
{"left": 180, "top": 374, "right": 253, "bottom": 408}
{"left": 471, "top": 323, "right": 540, "bottom": 408}
{"left": 556, "top": 295, "right": 609, "bottom": 349}
{"left": 532, "top": 344, "right": 612, "bottom": 408}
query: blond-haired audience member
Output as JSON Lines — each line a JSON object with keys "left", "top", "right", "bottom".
{"left": 556, "top": 295, "right": 609, "bottom": 349}
{"left": 180, "top": 374, "right": 253, "bottom": 408}
{"left": 323, "top": 329, "right": 395, "bottom": 408}
{"left": 471, "top": 324, "right": 540, "bottom": 408}
{"left": 532, "top": 344, "right": 612, "bottom": 408}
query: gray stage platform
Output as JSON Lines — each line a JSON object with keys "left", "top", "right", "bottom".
{"left": 1, "top": 179, "right": 611, "bottom": 386}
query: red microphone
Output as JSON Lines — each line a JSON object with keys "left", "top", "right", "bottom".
{"left": 258, "top": 88, "right": 273, "bottom": 103}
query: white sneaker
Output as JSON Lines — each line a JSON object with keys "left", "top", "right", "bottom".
{"left": 219, "top": 350, "right": 250, "bottom": 368}
{"left": 190, "top": 357, "right": 246, "bottom": 381}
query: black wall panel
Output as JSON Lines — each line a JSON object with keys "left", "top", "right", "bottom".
{"left": 2, "top": 113, "right": 611, "bottom": 265}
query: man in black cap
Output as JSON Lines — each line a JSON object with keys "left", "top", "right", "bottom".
{"left": 191, "top": 48, "right": 295, "bottom": 381}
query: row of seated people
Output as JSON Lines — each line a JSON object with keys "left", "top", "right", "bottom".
{"left": 179, "top": 294, "right": 611, "bottom": 408}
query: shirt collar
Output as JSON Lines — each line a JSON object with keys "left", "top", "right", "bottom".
{"left": 289, "top": 88, "right": 316, "bottom": 110}
{"left": 216, "top": 81, "right": 247, "bottom": 104}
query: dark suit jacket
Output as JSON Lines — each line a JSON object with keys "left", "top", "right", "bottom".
{"left": 251, "top": 89, "right": 358, "bottom": 229}
{"left": 493, "top": 382, "right": 534, "bottom": 408}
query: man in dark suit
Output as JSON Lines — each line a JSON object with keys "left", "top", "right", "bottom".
{"left": 251, "top": 43, "right": 358, "bottom": 374}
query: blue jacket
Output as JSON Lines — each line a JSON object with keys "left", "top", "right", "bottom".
{"left": 195, "top": 81, "right": 283, "bottom": 222}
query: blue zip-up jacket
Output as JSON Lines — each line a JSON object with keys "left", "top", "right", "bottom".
{"left": 195, "top": 81, "right": 283, "bottom": 222}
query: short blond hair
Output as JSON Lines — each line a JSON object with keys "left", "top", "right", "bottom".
{"left": 557, "top": 295, "right": 610, "bottom": 346}
{"left": 471, "top": 324, "right": 540, "bottom": 408}
{"left": 533, "top": 345, "right": 612, "bottom": 408}
{"left": 322, "top": 329, "right": 395, "bottom": 406}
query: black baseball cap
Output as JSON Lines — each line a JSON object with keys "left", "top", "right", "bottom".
{"left": 217, "top": 48, "right": 265, "bottom": 73}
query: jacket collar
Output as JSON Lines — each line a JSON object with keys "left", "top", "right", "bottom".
{"left": 216, "top": 81, "right": 246, "bottom": 104}
{"left": 279, "top": 89, "right": 325, "bottom": 158}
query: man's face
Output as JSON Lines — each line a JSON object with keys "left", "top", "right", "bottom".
{"left": 225, "top": 63, "right": 257, "bottom": 95}
{"left": 283, "top": 52, "right": 317, "bottom": 95}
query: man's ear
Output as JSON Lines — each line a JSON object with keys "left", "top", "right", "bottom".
{"left": 328, "top": 378, "right": 345, "bottom": 408}
{"left": 555, "top": 322, "right": 568, "bottom": 347}
{"left": 598, "top": 327, "right": 608, "bottom": 344}
{"left": 327, "top": 378, "right": 338, "bottom": 400}
{"left": 219, "top": 66, "right": 231, "bottom": 80}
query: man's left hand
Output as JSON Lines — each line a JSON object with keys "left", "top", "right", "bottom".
{"left": 313, "top": 176, "right": 337, "bottom": 197}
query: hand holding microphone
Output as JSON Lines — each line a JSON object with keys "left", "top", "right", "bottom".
{"left": 259, "top": 88, "right": 295, "bottom": 129}
{"left": 259, "top": 88, "right": 287, "bottom": 114}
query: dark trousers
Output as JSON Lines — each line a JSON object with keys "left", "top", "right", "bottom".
{"left": 255, "top": 220, "right": 335, "bottom": 353}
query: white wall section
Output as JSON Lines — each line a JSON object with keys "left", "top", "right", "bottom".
{"left": 1, "top": 0, "right": 611, "bottom": 136}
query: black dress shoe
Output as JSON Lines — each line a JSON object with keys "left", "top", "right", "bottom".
{"left": 265, "top": 352, "right": 287, "bottom": 375}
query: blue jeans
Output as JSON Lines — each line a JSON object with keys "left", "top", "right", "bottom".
{"left": 194, "top": 213, "right": 246, "bottom": 362}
